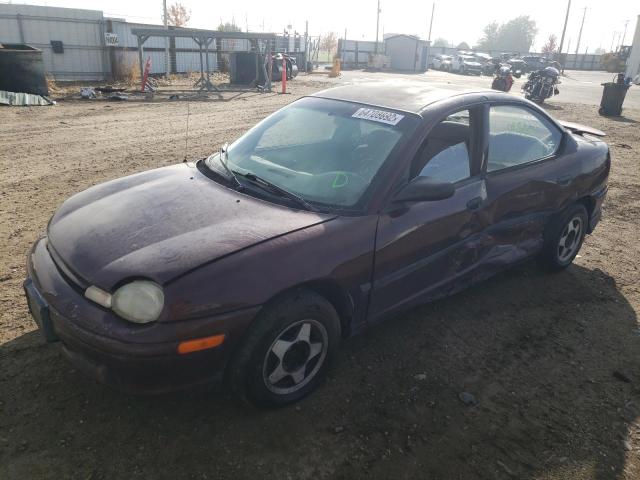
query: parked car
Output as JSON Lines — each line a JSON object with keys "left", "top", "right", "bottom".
{"left": 507, "top": 58, "right": 528, "bottom": 76}
{"left": 24, "top": 82, "right": 610, "bottom": 407}
{"left": 482, "top": 57, "right": 501, "bottom": 75}
{"left": 521, "top": 55, "right": 549, "bottom": 72}
{"left": 451, "top": 54, "right": 483, "bottom": 75}
{"left": 472, "top": 52, "right": 492, "bottom": 63}
{"left": 432, "top": 54, "right": 453, "bottom": 71}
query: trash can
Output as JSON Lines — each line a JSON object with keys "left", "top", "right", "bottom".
{"left": 599, "top": 81, "right": 630, "bottom": 116}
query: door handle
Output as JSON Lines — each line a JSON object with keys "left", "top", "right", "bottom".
{"left": 466, "top": 197, "right": 483, "bottom": 211}
{"left": 556, "top": 175, "right": 572, "bottom": 186}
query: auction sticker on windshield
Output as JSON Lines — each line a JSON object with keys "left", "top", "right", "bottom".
{"left": 352, "top": 108, "right": 404, "bottom": 126}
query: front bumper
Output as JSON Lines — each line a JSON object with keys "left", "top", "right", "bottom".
{"left": 25, "top": 237, "right": 260, "bottom": 394}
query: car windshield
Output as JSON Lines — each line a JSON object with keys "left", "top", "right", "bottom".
{"left": 205, "top": 97, "right": 416, "bottom": 209}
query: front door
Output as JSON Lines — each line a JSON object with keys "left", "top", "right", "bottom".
{"left": 482, "top": 103, "right": 567, "bottom": 256}
{"left": 369, "top": 107, "right": 488, "bottom": 321}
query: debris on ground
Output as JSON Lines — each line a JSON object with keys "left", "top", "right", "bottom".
{"left": 95, "top": 86, "right": 126, "bottom": 94}
{"left": 613, "top": 371, "right": 632, "bottom": 383}
{"left": 459, "top": 392, "right": 478, "bottom": 406}
{"left": 80, "top": 88, "right": 96, "bottom": 99}
{"left": 0, "top": 90, "right": 55, "bottom": 106}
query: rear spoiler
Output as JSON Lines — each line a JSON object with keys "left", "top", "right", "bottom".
{"left": 559, "top": 120, "right": 606, "bottom": 137}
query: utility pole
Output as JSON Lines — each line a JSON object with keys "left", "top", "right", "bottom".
{"left": 427, "top": 3, "right": 435, "bottom": 42}
{"left": 163, "top": 0, "right": 169, "bottom": 76}
{"left": 574, "top": 7, "right": 586, "bottom": 55}
{"left": 557, "top": 0, "right": 571, "bottom": 67}
{"left": 426, "top": 3, "right": 435, "bottom": 71}
{"left": 304, "top": 20, "right": 308, "bottom": 72}
{"left": 343, "top": 28, "right": 347, "bottom": 64}
{"left": 621, "top": 19, "right": 629, "bottom": 45}
{"left": 610, "top": 31, "right": 617, "bottom": 52}
{"left": 375, "top": 0, "right": 381, "bottom": 53}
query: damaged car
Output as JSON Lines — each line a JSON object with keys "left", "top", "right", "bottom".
{"left": 24, "top": 81, "right": 610, "bottom": 407}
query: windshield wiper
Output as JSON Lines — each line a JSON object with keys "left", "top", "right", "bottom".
{"left": 216, "top": 143, "right": 242, "bottom": 190}
{"left": 235, "top": 171, "right": 318, "bottom": 212}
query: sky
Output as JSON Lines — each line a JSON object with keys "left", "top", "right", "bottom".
{"left": 4, "top": 0, "right": 638, "bottom": 53}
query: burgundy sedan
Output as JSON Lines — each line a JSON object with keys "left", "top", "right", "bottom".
{"left": 24, "top": 82, "right": 610, "bottom": 407}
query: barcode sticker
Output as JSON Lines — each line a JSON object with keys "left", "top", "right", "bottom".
{"left": 352, "top": 108, "right": 404, "bottom": 126}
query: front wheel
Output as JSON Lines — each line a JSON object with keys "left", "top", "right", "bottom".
{"left": 538, "top": 204, "right": 588, "bottom": 271}
{"left": 227, "top": 290, "right": 341, "bottom": 407}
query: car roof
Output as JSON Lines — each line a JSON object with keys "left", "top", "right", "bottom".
{"left": 311, "top": 81, "right": 492, "bottom": 116}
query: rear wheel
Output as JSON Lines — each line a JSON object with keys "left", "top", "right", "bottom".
{"left": 538, "top": 204, "right": 588, "bottom": 271}
{"left": 227, "top": 290, "right": 341, "bottom": 407}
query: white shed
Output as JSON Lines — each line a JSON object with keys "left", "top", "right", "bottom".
{"left": 384, "top": 34, "right": 428, "bottom": 72}
{"left": 626, "top": 15, "right": 640, "bottom": 82}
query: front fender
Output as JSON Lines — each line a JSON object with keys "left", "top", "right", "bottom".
{"left": 162, "top": 216, "right": 379, "bottom": 333}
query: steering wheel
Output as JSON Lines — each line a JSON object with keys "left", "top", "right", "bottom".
{"left": 350, "top": 143, "right": 380, "bottom": 178}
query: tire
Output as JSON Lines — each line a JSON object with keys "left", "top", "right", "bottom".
{"left": 538, "top": 204, "right": 588, "bottom": 272}
{"left": 227, "top": 289, "right": 341, "bottom": 408}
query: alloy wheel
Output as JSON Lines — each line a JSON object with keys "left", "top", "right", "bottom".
{"left": 557, "top": 215, "right": 583, "bottom": 263}
{"left": 262, "top": 319, "right": 328, "bottom": 395}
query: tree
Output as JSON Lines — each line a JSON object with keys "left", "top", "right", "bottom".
{"left": 163, "top": 2, "right": 190, "bottom": 27}
{"left": 476, "top": 16, "right": 538, "bottom": 52}
{"left": 496, "top": 16, "right": 537, "bottom": 52}
{"left": 319, "top": 32, "right": 338, "bottom": 56}
{"left": 542, "top": 34, "right": 558, "bottom": 55}
{"left": 217, "top": 21, "right": 241, "bottom": 32}
{"left": 457, "top": 42, "right": 470, "bottom": 50}
{"left": 477, "top": 21, "right": 499, "bottom": 50}
{"left": 432, "top": 37, "right": 449, "bottom": 48}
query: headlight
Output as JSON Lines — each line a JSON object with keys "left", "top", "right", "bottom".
{"left": 111, "top": 280, "right": 164, "bottom": 324}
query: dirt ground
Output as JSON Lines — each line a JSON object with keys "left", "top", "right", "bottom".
{"left": 1, "top": 76, "right": 639, "bottom": 479}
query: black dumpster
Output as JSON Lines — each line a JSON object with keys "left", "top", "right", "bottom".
{"left": 229, "top": 52, "right": 263, "bottom": 85}
{"left": 0, "top": 44, "right": 49, "bottom": 96}
{"left": 599, "top": 81, "right": 630, "bottom": 116}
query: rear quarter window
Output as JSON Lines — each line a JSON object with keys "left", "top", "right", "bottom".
{"left": 488, "top": 105, "right": 562, "bottom": 172}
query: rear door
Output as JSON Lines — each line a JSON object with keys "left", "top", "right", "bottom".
{"left": 369, "top": 106, "right": 488, "bottom": 320}
{"left": 482, "top": 103, "right": 568, "bottom": 258}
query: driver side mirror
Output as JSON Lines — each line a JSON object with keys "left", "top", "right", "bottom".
{"left": 393, "top": 176, "right": 455, "bottom": 203}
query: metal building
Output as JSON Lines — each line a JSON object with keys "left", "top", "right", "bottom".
{"left": 0, "top": 4, "right": 108, "bottom": 80}
{"left": 384, "top": 34, "right": 429, "bottom": 72}
{"left": 0, "top": 3, "right": 306, "bottom": 81}
{"left": 626, "top": 15, "right": 640, "bottom": 81}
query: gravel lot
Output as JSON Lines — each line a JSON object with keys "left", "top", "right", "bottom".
{"left": 1, "top": 75, "right": 639, "bottom": 479}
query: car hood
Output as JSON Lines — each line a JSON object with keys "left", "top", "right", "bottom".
{"left": 47, "top": 163, "right": 335, "bottom": 288}
{"left": 464, "top": 61, "right": 482, "bottom": 67}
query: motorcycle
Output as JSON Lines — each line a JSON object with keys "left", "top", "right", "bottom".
{"left": 523, "top": 66, "right": 560, "bottom": 103}
{"left": 491, "top": 64, "right": 514, "bottom": 92}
